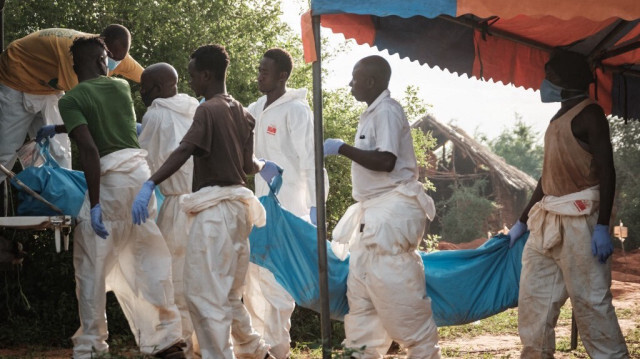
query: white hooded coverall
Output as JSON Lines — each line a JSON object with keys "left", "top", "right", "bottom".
{"left": 244, "top": 88, "right": 328, "bottom": 359}
{"left": 72, "top": 148, "right": 182, "bottom": 359}
{"left": 519, "top": 186, "right": 628, "bottom": 358}
{"left": 138, "top": 93, "right": 199, "bottom": 357}
{"left": 181, "top": 185, "right": 270, "bottom": 359}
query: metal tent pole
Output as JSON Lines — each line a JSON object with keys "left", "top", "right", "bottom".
{"left": 0, "top": 0, "right": 5, "bottom": 50}
{"left": 312, "top": 13, "right": 332, "bottom": 359}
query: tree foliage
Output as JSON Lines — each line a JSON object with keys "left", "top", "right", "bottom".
{"left": 484, "top": 113, "right": 544, "bottom": 179}
{"left": 610, "top": 119, "right": 640, "bottom": 250}
{"left": 439, "top": 179, "right": 499, "bottom": 243}
{"left": 3, "top": 0, "right": 308, "bottom": 116}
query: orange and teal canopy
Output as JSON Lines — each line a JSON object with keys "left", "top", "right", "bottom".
{"left": 302, "top": 0, "right": 640, "bottom": 119}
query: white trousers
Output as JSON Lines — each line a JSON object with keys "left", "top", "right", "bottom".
{"left": 519, "top": 211, "right": 628, "bottom": 358}
{"left": 244, "top": 263, "right": 295, "bottom": 359}
{"left": 72, "top": 151, "right": 182, "bottom": 358}
{"left": 184, "top": 198, "right": 268, "bottom": 359}
{"left": 344, "top": 193, "right": 440, "bottom": 359}
{"left": 158, "top": 194, "right": 196, "bottom": 358}
{"left": 0, "top": 83, "right": 70, "bottom": 182}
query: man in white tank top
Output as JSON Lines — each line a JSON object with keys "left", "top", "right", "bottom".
{"left": 508, "top": 49, "right": 628, "bottom": 358}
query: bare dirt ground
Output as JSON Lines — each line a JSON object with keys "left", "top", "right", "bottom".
{"left": 2, "top": 248, "right": 639, "bottom": 358}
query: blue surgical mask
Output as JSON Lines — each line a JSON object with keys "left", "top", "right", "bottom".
{"left": 540, "top": 79, "right": 563, "bottom": 103}
{"left": 107, "top": 57, "right": 121, "bottom": 72}
{"left": 540, "top": 79, "right": 588, "bottom": 103}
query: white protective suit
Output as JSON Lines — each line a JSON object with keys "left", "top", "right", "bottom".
{"left": 181, "top": 185, "right": 270, "bottom": 359}
{"left": 138, "top": 93, "right": 199, "bottom": 357}
{"left": 332, "top": 181, "right": 440, "bottom": 359}
{"left": 244, "top": 88, "right": 328, "bottom": 359}
{"left": 72, "top": 148, "right": 182, "bottom": 359}
{"left": 0, "top": 83, "right": 71, "bottom": 183}
{"left": 519, "top": 186, "right": 628, "bottom": 358}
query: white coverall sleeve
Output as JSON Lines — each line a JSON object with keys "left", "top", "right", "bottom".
{"left": 286, "top": 103, "right": 322, "bottom": 209}
{"left": 139, "top": 109, "right": 174, "bottom": 173}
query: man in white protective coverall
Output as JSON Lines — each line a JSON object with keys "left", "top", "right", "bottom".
{"left": 131, "top": 44, "right": 278, "bottom": 359}
{"left": 0, "top": 24, "right": 144, "bottom": 183}
{"left": 507, "top": 49, "right": 628, "bottom": 358}
{"left": 323, "top": 55, "right": 440, "bottom": 359}
{"left": 138, "top": 62, "right": 200, "bottom": 358}
{"left": 47, "top": 37, "right": 185, "bottom": 359}
{"left": 243, "top": 47, "right": 328, "bottom": 359}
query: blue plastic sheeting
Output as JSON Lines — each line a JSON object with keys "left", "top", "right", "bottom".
{"left": 250, "top": 192, "right": 528, "bottom": 326}
{"left": 12, "top": 141, "right": 87, "bottom": 217}
{"left": 311, "top": 0, "right": 457, "bottom": 19}
{"left": 249, "top": 190, "right": 349, "bottom": 320}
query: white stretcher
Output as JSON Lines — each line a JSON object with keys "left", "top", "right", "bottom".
{"left": 1, "top": 163, "right": 73, "bottom": 253}
{"left": 0, "top": 215, "right": 72, "bottom": 252}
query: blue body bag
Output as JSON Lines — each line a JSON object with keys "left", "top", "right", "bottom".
{"left": 249, "top": 176, "right": 528, "bottom": 326}
{"left": 11, "top": 140, "right": 87, "bottom": 217}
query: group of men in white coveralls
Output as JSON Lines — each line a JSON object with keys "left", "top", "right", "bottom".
{"left": 0, "top": 20, "right": 629, "bottom": 359}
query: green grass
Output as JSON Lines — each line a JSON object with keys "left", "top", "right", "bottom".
{"left": 437, "top": 308, "right": 519, "bottom": 340}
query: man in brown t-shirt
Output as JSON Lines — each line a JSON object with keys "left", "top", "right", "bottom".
{"left": 131, "top": 44, "right": 278, "bottom": 359}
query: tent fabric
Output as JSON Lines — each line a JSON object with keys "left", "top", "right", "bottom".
{"left": 301, "top": 1, "right": 640, "bottom": 120}
{"left": 310, "top": 0, "right": 640, "bottom": 21}
{"left": 249, "top": 188, "right": 528, "bottom": 326}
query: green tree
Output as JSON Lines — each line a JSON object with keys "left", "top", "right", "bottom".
{"left": 3, "top": 0, "right": 309, "bottom": 116}
{"left": 439, "top": 179, "right": 499, "bottom": 243}
{"left": 486, "top": 113, "right": 544, "bottom": 179}
{"left": 610, "top": 118, "right": 640, "bottom": 250}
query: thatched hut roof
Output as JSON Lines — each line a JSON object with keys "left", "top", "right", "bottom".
{"left": 412, "top": 113, "right": 536, "bottom": 193}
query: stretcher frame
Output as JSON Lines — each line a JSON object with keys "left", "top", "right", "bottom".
{"left": 0, "top": 163, "right": 73, "bottom": 253}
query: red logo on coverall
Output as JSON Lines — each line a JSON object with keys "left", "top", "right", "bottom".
{"left": 573, "top": 200, "right": 588, "bottom": 212}
{"left": 267, "top": 126, "right": 277, "bottom": 135}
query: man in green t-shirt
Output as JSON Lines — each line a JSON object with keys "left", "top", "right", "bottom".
{"left": 50, "top": 36, "right": 185, "bottom": 359}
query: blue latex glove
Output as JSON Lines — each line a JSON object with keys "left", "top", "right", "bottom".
{"left": 136, "top": 123, "right": 142, "bottom": 137}
{"left": 310, "top": 206, "right": 317, "bottom": 226}
{"left": 132, "top": 181, "right": 156, "bottom": 225}
{"left": 591, "top": 224, "right": 613, "bottom": 264}
{"left": 36, "top": 125, "right": 57, "bottom": 143}
{"left": 90, "top": 204, "right": 109, "bottom": 239}
{"left": 323, "top": 138, "right": 345, "bottom": 156}
{"left": 259, "top": 160, "right": 282, "bottom": 185}
{"left": 508, "top": 220, "right": 527, "bottom": 248}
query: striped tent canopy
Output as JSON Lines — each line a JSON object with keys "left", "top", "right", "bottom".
{"left": 302, "top": 0, "right": 640, "bottom": 120}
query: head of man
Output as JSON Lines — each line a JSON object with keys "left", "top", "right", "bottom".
{"left": 140, "top": 63, "right": 179, "bottom": 107}
{"left": 349, "top": 55, "right": 391, "bottom": 105}
{"left": 100, "top": 24, "right": 131, "bottom": 69}
{"left": 70, "top": 36, "right": 109, "bottom": 81}
{"left": 258, "top": 48, "right": 293, "bottom": 94}
{"left": 542, "top": 49, "right": 594, "bottom": 102}
{"left": 188, "top": 44, "right": 230, "bottom": 98}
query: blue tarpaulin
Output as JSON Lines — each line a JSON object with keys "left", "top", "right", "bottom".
{"left": 12, "top": 141, "right": 87, "bottom": 217}
{"left": 249, "top": 188, "right": 527, "bottom": 326}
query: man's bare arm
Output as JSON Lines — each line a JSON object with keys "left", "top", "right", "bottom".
{"left": 338, "top": 144, "right": 397, "bottom": 172}
{"left": 574, "top": 106, "right": 615, "bottom": 225}
{"left": 148, "top": 142, "right": 196, "bottom": 185}
{"left": 68, "top": 125, "right": 101, "bottom": 208}
{"left": 519, "top": 179, "right": 544, "bottom": 223}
